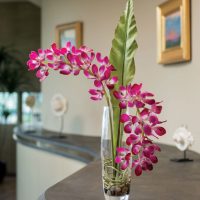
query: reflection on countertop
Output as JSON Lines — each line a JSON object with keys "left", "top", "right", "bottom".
{"left": 13, "top": 125, "right": 100, "bottom": 163}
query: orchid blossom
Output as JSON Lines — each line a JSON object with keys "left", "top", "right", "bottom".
{"left": 27, "top": 42, "right": 118, "bottom": 100}
{"left": 27, "top": 42, "right": 166, "bottom": 176}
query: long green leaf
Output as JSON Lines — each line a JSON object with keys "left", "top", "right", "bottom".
{"left": 110, "top": 0, "right": 138, "bottom": 97}
{"left": 108, "top": 0, "right": 138, "bottom": 153}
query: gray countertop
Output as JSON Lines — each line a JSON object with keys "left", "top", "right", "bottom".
{"left": 13, "top": 126, "right": 100, "bottom": 163}
{"left": 14, "top": 127, "right": 200, "bottom": 200}
{"left": 44, "top": 144, "right": 200, "bottom": 200}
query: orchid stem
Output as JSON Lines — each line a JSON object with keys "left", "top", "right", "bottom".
{"left": 103, "top": 85, "right": 115, "bottom": 167}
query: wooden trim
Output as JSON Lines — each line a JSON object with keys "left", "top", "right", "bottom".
{"left": 157, "top": 0, "right": 191, "bottom": 64}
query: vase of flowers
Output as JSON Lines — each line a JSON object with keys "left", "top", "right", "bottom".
{"left": 26, "top": 0, "right": 166, "bottom": 199}
{"left": 102, "top": 106, "right": 132, "bottom": 200}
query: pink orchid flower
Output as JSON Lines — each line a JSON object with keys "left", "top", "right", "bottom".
{"left": 113, "top": 84, "right": 156, "bottom": 109}
{"left": 89, "top": 88, "right": 105, "bottom": 101}
{"left": 27, "top": 49, "right": 45, "bottom": 70}
{"left": 27, "top": 41, "right": 166, "bottom": 177}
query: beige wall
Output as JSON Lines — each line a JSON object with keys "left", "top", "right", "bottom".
{"left": 134, "top": 0, "right": 200, "bottom": 154}
{"left": 41, "top": 0, "right": 125, "bottom": 136}
{"left": 41, "top": 0, "right": 200, "bottom": 153}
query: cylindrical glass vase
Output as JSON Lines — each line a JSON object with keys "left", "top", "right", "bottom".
{"left": 101, "top": 106, "right": 131, "bottom": 200}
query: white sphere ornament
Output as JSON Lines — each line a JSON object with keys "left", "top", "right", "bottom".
{"left": 173, "top": 126, "right": 194, "bottom": 152}
{"left": 51, "top": 94, "right": 68, "bottom": 117}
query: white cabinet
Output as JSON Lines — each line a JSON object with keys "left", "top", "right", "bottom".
{"left": 17, "top": 143, "right": 86, "bottom": 200}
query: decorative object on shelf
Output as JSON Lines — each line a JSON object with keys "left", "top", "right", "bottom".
{"left": 25, "top": 95, "right": 36, "bottom": 125}
{"left": 56, "top": 21, "right": 82, "bottom": 48}
{"left": 26, "top": 95, "right": 36, "bottom": 109}
{"left": 157, "top": 0, "right": 191, "bottom": 64}
{"left": 171, "top": 125, "right": 194, "bottom": 162}
{"left": 26, "top": 0, "right": 166, "bottom": 199}
{"left": 51, "top": 94, "right": 68, "bottom": 137}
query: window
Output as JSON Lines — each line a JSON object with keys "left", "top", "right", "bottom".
{"left": 0, "top": 92, "right": 42, "bottom": 125}
{"left": 0, "top": 92, "right": 17, "bottom": 124}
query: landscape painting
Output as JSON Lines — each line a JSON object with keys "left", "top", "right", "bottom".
{"left": 165, "top": 11, "right": 181, "bottom": 49}
{"left": 60, "top": 29, "right": 76, "bottom": 48}
{"left": 157, "top": 0, "right": 191, "bottom": 64}
{"left": 56, "top": 22, "right": 82, "bottom": 48}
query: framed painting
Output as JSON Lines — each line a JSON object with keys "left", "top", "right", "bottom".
{"left": 157, "top": 0, "right": 191, "bottom": 64}
{"left": 56, "top": 22, "right": 83, "bottom": 48}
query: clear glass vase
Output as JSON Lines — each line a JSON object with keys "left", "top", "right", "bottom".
{"left": 101, "top": 106, "right": 132, "bottom": 200}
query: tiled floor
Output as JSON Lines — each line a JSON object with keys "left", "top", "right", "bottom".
{"left": 0, "top": 176, "right": 16, "bottom": 200}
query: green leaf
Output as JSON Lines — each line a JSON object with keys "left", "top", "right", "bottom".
{"left": 109, "top": 0, "right": 138, "bottom": 100}
{"left": 108, "top": 0, "right": 138, "bottom": 153}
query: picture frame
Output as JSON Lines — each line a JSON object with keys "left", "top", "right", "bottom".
{"left": 157, "top": 0, "right": 191, "bottom": 64}
{"left": 56, "top": 21, "right": 83, "bottom": 48}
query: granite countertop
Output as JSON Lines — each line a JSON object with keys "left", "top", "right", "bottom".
{"left": 13, "top": 126, "right": 100, "bottom": 163}
{"left": 44, "top": 144, "right": 200, "bottom": 200}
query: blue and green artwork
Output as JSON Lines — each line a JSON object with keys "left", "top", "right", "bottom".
{"left": 165, "top": 11, "right": 181, "bottom": 49}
